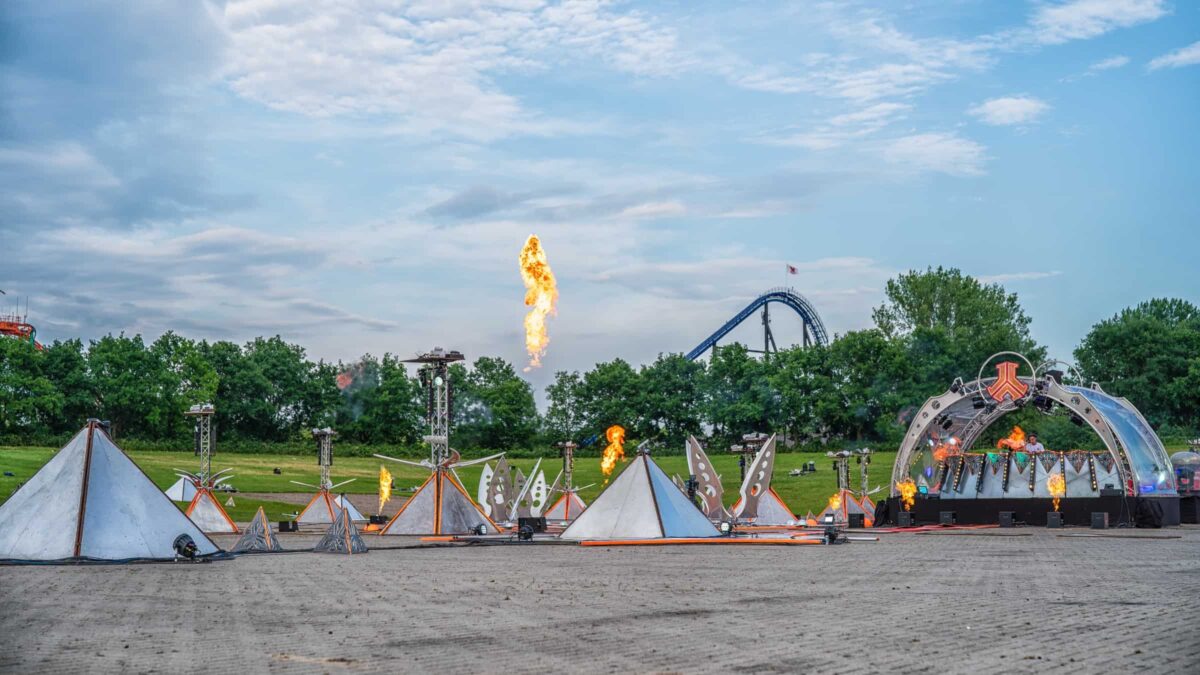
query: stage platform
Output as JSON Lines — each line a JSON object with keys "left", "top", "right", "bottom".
{"left": 885, "top": 495, "right": 1180, "bottom": 527}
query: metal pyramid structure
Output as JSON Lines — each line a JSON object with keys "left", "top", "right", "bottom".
{"left": 0, "top": 422, "right": 221, "bottom": 561}
{"left": 186, "top": 487, "right": 239, "bottom": 533}
{"left": 231, "top": 507, "right": 282, "bottom": 553}
{"left": 732, "top": 488, "right": 797, "bottom": 525}
{"left": 816, "top": 489, "right": 874, "bottom": 526}
{"left": 164, "top": 475, "right": 199, "bottom": 501}
{"left": 313, "top": 508, "right": 368, "bottom": 554}
{"left": 332, "top": 494, "right": 366, "bottom": 521}
{"left": 296, "top": 489, "right": 355, "bottom": 526}
{"left": 560, "top": 452, "right": 720, "bottom": 541}
{"left": 379, "top": 469, "right": 497, "bottom": 535}
{"left": 544, "top": 491, "right": 588, "bottom": 521}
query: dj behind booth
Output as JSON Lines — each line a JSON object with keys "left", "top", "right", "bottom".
{"left": 884, "top": 352, "right": 1181, "bottom": 527}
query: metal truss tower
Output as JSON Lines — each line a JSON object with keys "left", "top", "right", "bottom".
{"left": 184, "top": 403, "right": 215, "bottom": 485}
{"left": 312, "top": 427, "right": 337, "bottom": 489}
{"left": 404, "top": 347, "right": 465, "bottom": 466}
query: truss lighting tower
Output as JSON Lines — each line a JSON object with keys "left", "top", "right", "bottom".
{"left": 184, "top": 403, "right": 216, "bottom": 484}
{"left": 312, "top": 427, "right": 338, "bottom": 489}
{"left": 557, "top": 440, "right": 577, "bottom": 489}
{"left": 403, "top": 347, "right": 465, "bottom": 466}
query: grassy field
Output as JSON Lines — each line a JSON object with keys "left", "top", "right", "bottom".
{"left": 0, "top": 445, "right": 896, "bottom": 521}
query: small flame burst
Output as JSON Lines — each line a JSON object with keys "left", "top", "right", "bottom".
{"left": 827, "top": 491, "right": 842, "bottom": 512}
{"left": 519, "top": 234, "right": 558, "bottom": 371}
{"left": 378, "top": 465, "right": 393, "bottom": 515}
{"left": 996, "top": 426, "right": 1026, "bottom": 451}
{"left": 600, "top": 425, "right": 626, "bottom": 478}
{"left": 896, "top": 478, "right": 917, "bottom": 511}
{"left": 1047, "top": 473, "right": 1066, "bottom": 512}
{"left": 932, "top": 437, "right": 959, "bottom": 463}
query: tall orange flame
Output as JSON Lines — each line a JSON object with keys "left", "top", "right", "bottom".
{"left": 996, "top": 426, "right": 1026, "bottom": 451}
{"left": 519, "top": 234, "right": 558, "bottom": 371}
{"left": 600, "top": 425, "right": 626, "bottom": 477}
{"left": 378, "top": 465, "right": 393, "bottom": 515}
{"left": 1047, "top": 473, "right": 1066, "bottom": 512}
{"left": 896, "top": 478, "right": 917, "bottom": 511}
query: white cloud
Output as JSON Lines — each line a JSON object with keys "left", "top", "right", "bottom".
{"left": 219, "top": 0, "right": 686, "bottom": 140}
{"left": 968, "top": 96, "right": 1050, "bottom": 126}
{"left": 1149, "top": 41, "right": 1200, "bottom": 71}
{"left": 1030, "top": 0, "right": 1168, "bottom": 45}
{"left": 1089, "top": 55, "right": 1130, "bottom": 71}
{"left": 616, "top": 201, "right": 687, "bottom": 220}
{"left": 883, "top": 133, "right": 987, "bottom": 177}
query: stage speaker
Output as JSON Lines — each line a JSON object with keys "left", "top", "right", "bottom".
{"left": 1046, "top": 512, "right": 1064, "bottom": 528}
{"left": 998, "top": 511, "right": 1015, "bottom": 527}
{"left": 369, "top": 515, "right": 388, "bottom": 525}
{"left": 278, "top": 520, "right": 298, "bottom": 532}
{"left": 848, "top": 513, "right": 865, "bottom": 528}
{"left": 518, "top": 516, "right": 547, "bottom": 533}
{"left": 1100, "top": 487, "right": 1122, "bottom": 497}
{"left": 1091, "top": 512, "right": 1109, "bottom": 529}
{"left": 897, "top": 512, "right": 916, "bottom": 527}
{"left": 939, "top": 511, "right": 956, "bottom": 526}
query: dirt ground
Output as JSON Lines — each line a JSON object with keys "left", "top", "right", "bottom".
{"left": 2, "top": 526, "right": 1199, "bottom": 674}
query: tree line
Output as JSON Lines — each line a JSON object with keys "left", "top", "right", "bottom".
{"left": 1, "top": 268, "right": 1197, "bottom": 453}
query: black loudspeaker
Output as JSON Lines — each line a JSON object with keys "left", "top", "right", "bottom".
{"left": 1100, "top": 487, "right": 1122, "bottom": 497}
{"left": 939, "top": 511, "right": 956, "bottom": 526}
{"left": 518, "top": 517, "right": 546, "bottom": 533}
{"left": 1090, "top": 512, "right": 1109, "bottom": 529}
{"left": 1046, "top": 512, "right": 1064, "bottom": 528}
{"left": 848, "top": 513, "right": 865, "bottom": 529}
{"left": 369, "top": 515, "right": 388, "bottom": 525}
{"left": 278, "top": 520, "right": 298, "bottom": 532}
{"left": 998, "top": 511, "right": 1015, "bottom": 527}
{"left": 897, "top": 512, "right": 916, "bottom": 527}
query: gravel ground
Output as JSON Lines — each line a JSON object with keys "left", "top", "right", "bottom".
{"left": 2, "top": 525, "right": 1198, "bottom": 674}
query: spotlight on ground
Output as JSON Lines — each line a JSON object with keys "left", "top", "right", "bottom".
{"left": 173, "top": 534, "right": 198, "bottom": 560}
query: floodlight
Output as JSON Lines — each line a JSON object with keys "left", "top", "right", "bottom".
{"left": 475, "top": 524, "right": 488, "bottom": 535}
{"left": 172, "top": 534, "right": 198, "bottom": 560}
{"left": 719, "top": 521, "right": 732, "bottom": 534}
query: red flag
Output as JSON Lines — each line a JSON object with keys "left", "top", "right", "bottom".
{"left": 786, "top": 264, "right": 798, "bottom": 275}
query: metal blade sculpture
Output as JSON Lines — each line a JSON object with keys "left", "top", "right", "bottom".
{"left": 686, "top": 435, "right": 730, "bottom": 521}
{"left": 732, "top": 434, "right": 778, "bottom": 521}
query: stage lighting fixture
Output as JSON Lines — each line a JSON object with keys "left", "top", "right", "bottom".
{"left": 823, "top": 526, "right": 838, "bottom": 545}
{"left": 972, "top": 397, "right": 986, "bottom": 409}
{"left": 1070, "top": 414, "right": 1085, "bottom": 427}
{"left": 941, "top": 417, "right": 954, "bottom": 430}
{"left": 719, "top": 521, "right": 732, "bottom": 534}
{"left": 517, "top": 524, "right": 534, "bottom": 541}
{"left": 474, "top": 524, "right": 488, "bottom": 535}
{"left": 950, "top": 378, "right": 963, "bottom": 393}
{"left": 172, "top": 534, "right": 198, "bottom": 560}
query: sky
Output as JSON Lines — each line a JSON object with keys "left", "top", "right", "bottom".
{"left": 1, "top": 0, "right": 1198, "bottom": 397}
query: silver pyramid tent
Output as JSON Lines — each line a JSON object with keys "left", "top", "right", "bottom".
{"left": 560, "top": 453, "right": 720, "bottom": 541}
{"left": 164, "top": 476, "right": 198, "bottom": 501}
{"left": 379, "top": 469, "right": 497, "bottom": 535}
{"left": 185, "top": 488, "right": 239, "bottom": 533}
{"left": 313, "top": 509, "right": 368, "bottom": 554}
{"left": 544, "top": 491, "right": 588, "bottom": 521}
{"left": 332, "top": 494, "right": 366, "bottom": 521}
{"left": 0, "top": 423, "right": 221, "bottom": 561}
{"left": 231, "top": 507, "right": 282, "bottom": 553}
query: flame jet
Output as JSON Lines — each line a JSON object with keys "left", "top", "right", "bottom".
{"left": 600, "top": 425, "right": 626, "bottom": 477}
{"left": 519, "top": 234, "right": 558, "bottom": 371}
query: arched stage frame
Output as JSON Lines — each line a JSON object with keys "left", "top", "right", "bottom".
{"left": 888, "top": 353, "right": 1179, "bottom": 526}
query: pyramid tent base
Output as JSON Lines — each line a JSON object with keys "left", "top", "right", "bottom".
{"left": 297, "top": 490, "right": 339, "bottom": 525}
{"left": 333, "top": 494, "right": 367, "bottom": 521}
{"left": 186, "top": 488, "right": 239, "bottom": 533}
{"left": 379, "top": 469, "right": 497, "bottom": 536}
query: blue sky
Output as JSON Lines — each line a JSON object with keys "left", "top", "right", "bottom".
{"left": 1, "top": 0, "right": 1198, "bottom": 394}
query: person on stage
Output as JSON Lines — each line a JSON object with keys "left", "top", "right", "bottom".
{"left": 1025, "top": 433, "right": 1045, "bottom": 454}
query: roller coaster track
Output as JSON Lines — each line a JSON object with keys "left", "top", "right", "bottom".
{"left": 686, "top": 287, "right": 828, "bottom": 361}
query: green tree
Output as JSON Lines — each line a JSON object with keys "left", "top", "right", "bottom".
{"left": 636, "top": 353, "right": 706, "bottom": 448}
{"left": 450, "top": 357, "right": 538, "bottom": 450}
{"left": 87, "top": 334, "right": 161, "bottom": 439}
{"left": 705, "top": 344, "right": 774, "bottom": 442}
{"left": 576, "top": 359, "right": 642, "bottom": 444}
{"left": 1074, "top": 298, "right": 1200, "bottom": 430}
{"left": 0, "top": 338, "right": 61, "bottom": 437}
{"left": 873, "top": 267, "right": 1044, "bottom": 388}
{"left": 544, "top": 370, "right": 584, "bottom": 443}
{"left": 42, "top": 339, "right": 94, "bottom": 433}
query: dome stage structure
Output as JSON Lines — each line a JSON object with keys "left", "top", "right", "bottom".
{"left": 887, "top": 353, "right": 1179, "bottom": 526}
